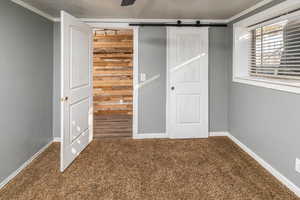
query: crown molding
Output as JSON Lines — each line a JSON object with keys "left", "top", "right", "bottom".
{"left": 52, "top": 18, "right": 229, "bottom": 23}
{"left": 11, "top": 0, "right": 275, "bottom": 24}
{"left": 11, "top": 0, "right": 57, "bottom": 21}
{"left": 226, "top": 0, "right": 274, "bottom": 23}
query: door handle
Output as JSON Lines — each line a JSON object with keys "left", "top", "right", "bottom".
{"left": 61, "top": 96, "right": 69, "bottom": 102}
{"left": 171, "top": 86, "right": 175, "bottom": 91}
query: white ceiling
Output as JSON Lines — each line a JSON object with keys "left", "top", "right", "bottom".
{"left": 20, "top": 0, "right": 265, "bottom": 20}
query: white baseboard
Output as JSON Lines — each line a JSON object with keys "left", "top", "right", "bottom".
{"left": 53, "top": 137, "right": 61, "bottom": 142}
{"left": 227, "top": 132, "right": 300, "bottom": 197}
{"left": 209, "top": 131, "right": 229, "bottom": 137}
{"left": 0, "top": 140, "right": 53, "bottom": 190}
{"left": 133, "top": 133, "right": 168, "bottom": 139}
{"left": 135, "top": 132, "right": 229, "bottom": 139}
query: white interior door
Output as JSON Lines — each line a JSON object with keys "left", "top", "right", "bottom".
{"left": 167, "top": 27, "right": 209, "bottom": 139}
{"left": 60, "top": 11, "right": 93, "bottom": 172}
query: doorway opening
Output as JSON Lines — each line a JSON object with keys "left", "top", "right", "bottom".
{"left": 93, "top": 28, "right": 134, "bottom": 139}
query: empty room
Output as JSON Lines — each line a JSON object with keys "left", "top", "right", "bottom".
{"left": 1, "top": 0, "right": 300, "bottom": 199}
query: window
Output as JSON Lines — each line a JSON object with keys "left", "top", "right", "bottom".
{"left": 250, "top": 19, "right": 300, "bottom": 80}
{"left": 233, "top": 0, "right": 300, "bottom": 94}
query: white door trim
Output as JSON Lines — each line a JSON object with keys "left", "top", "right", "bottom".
{"left": 166, "top": 27, "right": 171, "bottom": 138}
{"left": 132, "top": 27, "right": 139, "bottom": 139}
{"left": 88, "top": 23, "right": 139, "bottom": 139}
{"left": 166, "top": 27, "right": 209, "bottom": 138}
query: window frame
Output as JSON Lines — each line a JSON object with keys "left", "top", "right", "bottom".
{"left": 232, "top": 0, "right": 300, "bottom": 94}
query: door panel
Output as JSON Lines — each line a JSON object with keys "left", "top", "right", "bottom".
{"left": 176, "top": 95, "right": 201, "bottom": 124}
{"left": 61, "top": 11, "right": 93, "bottom": 172}
{"left": 70, "top": 27, "right": 90, "bottom": 88}
{"left": 168, "top": 27, "right": 208, "bottom": 139}
{"left": 70, "top": 99, "right": 89, "bottom": 142}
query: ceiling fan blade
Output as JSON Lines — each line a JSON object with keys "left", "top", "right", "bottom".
{"left": 121, "top": 0, "right": 136, "bottom": 6}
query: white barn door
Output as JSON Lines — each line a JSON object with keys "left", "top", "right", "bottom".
{"left": 60, "top": 11, "right": 93, "bottom": 172}
{"left": 167, "top": 27, "right": 209, "bottom": 139}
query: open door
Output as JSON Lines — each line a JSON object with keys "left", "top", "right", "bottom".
{"left": 60, "top": 11, "right": 93, "bottom": 172}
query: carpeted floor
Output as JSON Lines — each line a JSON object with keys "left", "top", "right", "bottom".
{"left": 0, "top": 137, "right": 299, "bottom": 200}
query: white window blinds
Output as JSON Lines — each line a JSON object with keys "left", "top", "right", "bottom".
{"left": 250, "top": 19, "right": 300, "bottom": 80}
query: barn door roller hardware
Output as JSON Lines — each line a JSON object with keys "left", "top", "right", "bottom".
{"left": 129, "top": 20, "right": 227, "bottom": 27}
{"left": 121, "top": 0, "right": 136, "bottom": 6}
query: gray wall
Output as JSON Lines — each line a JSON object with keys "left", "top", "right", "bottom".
{"left": 53, "top": 22, "right": 61, "bottom": 138}
{"left": 138, "top": 27, "right": 167, "bottom": 133}
{"left": 0, "top": 1, "right": 53, "bottom": 183}
{"left": 229, "top": 0, "right": 300, "bottom": 188}
{"left": 209, "top": 27, "right": 229, "bottom": 132}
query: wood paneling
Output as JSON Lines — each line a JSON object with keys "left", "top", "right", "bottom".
{"left": 93, "top": 115, "right": 132, "bottom": 139}
{"left": 93, "top": 29, "right": 133, "bottom": 116}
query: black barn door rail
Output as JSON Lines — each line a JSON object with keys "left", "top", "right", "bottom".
{"left": 129, "top": 20, "right": 227, "bottom": 27}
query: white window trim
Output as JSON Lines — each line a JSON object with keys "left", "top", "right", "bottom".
{"left": 232, "top": 0, "right": 300, "bottom": 94}
{"left": 233, "top": 76, "right": 300, "bottom": 93}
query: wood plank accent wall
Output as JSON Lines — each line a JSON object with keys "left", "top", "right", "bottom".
{"left": 93, "top": 29, "right": 133, "bottom": 116}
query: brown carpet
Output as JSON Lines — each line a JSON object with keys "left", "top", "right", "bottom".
{"left": 0, "top": 137, "right": 299, "bottom": 200}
